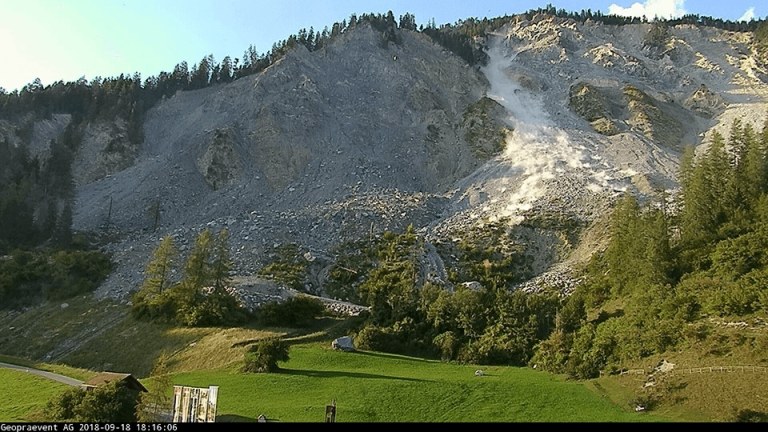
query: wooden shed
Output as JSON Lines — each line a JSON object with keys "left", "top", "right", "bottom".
{"left": 81, "top": 372, "right": 148, "bottom": 392}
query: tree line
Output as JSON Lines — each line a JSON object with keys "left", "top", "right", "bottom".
{"left": 2, "top": 7, "right": 765, "bottom": 123}
{"left": 0, "top": 10, "right": 486, "bottom": 122}
{"left": 131, "top": 228, "right": 247, "bottom": 326}
{"left": 525, "top": 3, "right": 766, "bottom": 31}
{"left": 315, "top": 117, "right": 768, "bottom": 372}
{"left": 533, "top": 117, "right": 768, "bottom": 378}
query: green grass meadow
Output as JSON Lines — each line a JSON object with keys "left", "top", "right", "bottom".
{"left": 6, "top": 304, "right": 762, "bottom": 422}
{"left": 0, "top": 368, "right": 69, "bottom": 421}
{"left": 170, "top": 343, "right": 660, "bottom": 422}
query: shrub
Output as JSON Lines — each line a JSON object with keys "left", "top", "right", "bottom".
{"left": 433, "top": 331, "right": 460, "bottom": 361}
{"left": 46, "top": 381, "right": 140, "bottom": 422}
{"left": 258, "top": 295, "right": 325, "bottom": 327}
{"left": 258, "top": 244, "right": 308, "bottom": 290}
{"left": 242, "top": 338, "right": 290, "bottom": 373}
{"left": 732, "top": 409, "right": 768, "bottom": 423}
{"left": 0, "top": 248, "right": 112, "bottom": 309}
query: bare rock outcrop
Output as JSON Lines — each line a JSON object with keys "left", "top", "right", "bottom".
{"left": 683, "top": 84, "right": 727, "bottom": 118}
{"left": 73, "top": 118, "right": 137, "bottom": 185}
{"left": 197, "top": 128, "right": 241, "bottom": 190}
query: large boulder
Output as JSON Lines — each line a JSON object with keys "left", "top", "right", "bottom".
{"left": 331, "top": 336, "right": 355, "bottom": 352}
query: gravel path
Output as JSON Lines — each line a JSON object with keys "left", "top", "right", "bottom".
{"left": 0, "top": 361, "right": 83, "bottom": 387}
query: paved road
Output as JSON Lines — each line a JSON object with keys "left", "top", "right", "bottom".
{"left": 0, "top": 361, "right": 83, "bottom": 387}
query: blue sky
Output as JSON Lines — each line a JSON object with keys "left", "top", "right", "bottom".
{"left": 0, "top": 0, "right": 764, "bottom": 92}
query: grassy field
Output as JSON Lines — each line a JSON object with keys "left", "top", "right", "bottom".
{"left": 2, "top": 298, "right": 766, "bottom": 422}
{"left": 0, "top": 298, "right": 313, "bottom": 377}
{"left": 169, "top": 342, "right": 663, "bottom": 422}
{"left": 591, "top": 322, "right": 768, "bottom": 422}
{"left": 0, "top": 368, "right": 69, "bottom": 421}
{"left": 0, "top": 297, "right": 125, "bottom": 363}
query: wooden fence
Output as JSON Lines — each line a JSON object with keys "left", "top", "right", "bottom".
{"left": 680, "top": 366, "right": 768, "bottom": 374}
{"left": 603, "top": 366, "right": 768, "bottom": 377}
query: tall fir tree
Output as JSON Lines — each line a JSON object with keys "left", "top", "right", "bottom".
{"left": 641, "top": 206, "right": 673, "bottom": 286}
{"left": 740, "top": 118, "right": 768, "bottom": 206}
{"left": 681, "top": 131, "right": 728, "bottom": 249}
{"left": 604, "top": 194, "right": 643, "bottom": 295}
{"left": 53, "top": 203, "right": 73, "bottom": 248}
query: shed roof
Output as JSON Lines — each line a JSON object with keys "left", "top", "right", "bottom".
{"left": 82, "top": 372, "right": 148, "bottom": 392}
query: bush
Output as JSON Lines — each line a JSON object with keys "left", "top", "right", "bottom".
{"left": 46, "top": 381, "right": 140, "bottom": 422}
{"left": 355, "top": 318, "right": 432, "bottom": 355}
{"left": 258, "top": 295, "right": 325, "bottom": 327}
{"left": 433, "top": 331, "right": 460, "bottom": 361}
{"left": 242, "top": 338, "right": 290, "bottom": 373}
{"left": 258, "top": 244, "right": 308, "bottom": 290}
{"left": 0, "top": 248, "right": 112, "bottom": 309}
{"left": 733, "top": 409, "right": 768, "bottom": 422}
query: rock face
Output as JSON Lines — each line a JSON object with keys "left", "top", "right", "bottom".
{"left": 568, "top": 82, "right": 621, "bottom": 135}
{"left": 461, "top": 97, "right": 510, "bottom": 157}
{"left": 0, "top": 114, "right": 72, "bottom": 162}
{"left": 73, "top": 24, "right": 492, "bottom": 235}
{"left": 74, "top": 118, "right": 137, "bottom": 185}
{"left": 196, "top": 128, "right": 241, "bottom": 190}
{"left": 683, "top": 84, "right": 727, "bottom": 118}
{"left": 52, "top": 16, "right": 768, "bottom": 301}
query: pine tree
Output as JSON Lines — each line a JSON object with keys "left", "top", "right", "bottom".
{"left": 211, "top": 228, "right": 232, "bottom": 291}
{"left": 703, "top": 131, "right": 732, "bottom": 228}
{"left": 604, "top": 194, "right": 643, "bottom": 295}
{"left": 680, "top": 132, "right": 728, "bottom": 248}
{"left": 641, "top": 207, "right": 673, "bottom": 286}
{"left": 741, "top": 118, "right": 768, "bottom": 204}
{"left": 53, "top": 203, "right": 73, "bottom": 248}
{"left": 132, "top": 235, "right": 179, "bottom": 319}
{"left": 173, "top": 229, "right": 215, "bottom": 325}
{"left": 724, "top": 120, "right": 752, "bottom": 221}
{"left": 142, "top": 235, "right": 178, "bottom": 296}
{"left": 218, "top": 56, "right": 233, "bottom": 83}
{"left": 184, "top": 229, "right": 213, "bottom": 290}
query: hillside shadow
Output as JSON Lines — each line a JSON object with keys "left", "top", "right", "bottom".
{"left": 281, "top": 368, "right": 428, "bottom": 382}
{"left": 232, "top": 317, "right": 360, "bottom": 348}
{"left": 594, "top": 309, "right": 624, "bottom": 325}
{"left": 216, "top": 414, "right": 259, "bottom": 422}
{"left": 352, "top": 350, "right": 433, "bottom": 363}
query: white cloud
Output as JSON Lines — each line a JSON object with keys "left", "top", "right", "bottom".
{"left": 608, "top": 0, "right": 686, "bottom": 19}
{"left": 739, "top": 7, "right": 755, "bottom": 22}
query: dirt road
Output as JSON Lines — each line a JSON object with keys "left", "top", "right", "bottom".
{"left": 0, "top": 361, "right": 83, "bottom": 387}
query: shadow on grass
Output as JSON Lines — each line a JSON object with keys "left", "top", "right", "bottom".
{"left": 733, "top": 409, "right": 768, "bottom": 423}
{"left": 352, "top": 350, "right": 433, "bottom": 363}
{"left": 216, "top": 414, "right": 260, "bottom": 422}
{"left": 232, "top": 317, "right": 361, "bottom": 348}
{"left": 281, "top": 368, "right": 428, "bottom": 382}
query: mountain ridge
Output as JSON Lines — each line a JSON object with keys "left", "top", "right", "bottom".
{"left": 2, "top": 14, "right": 768, "bottom": 301}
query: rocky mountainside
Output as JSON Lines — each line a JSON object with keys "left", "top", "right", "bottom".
{"left": 8, "top": 15, "right": 767, "bottom": 301}
{"left": 430, "top": 15, "right": 768, "bottom": 290}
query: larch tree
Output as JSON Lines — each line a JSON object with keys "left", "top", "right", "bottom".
{"left": 184, "top": 228, "right": 214, "bottom": 290}
{"left": 211, "top": 228, "right": 232, "bottom": 291}
{"left": 141, "top": 235, "right": 178, "bottom": 297}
